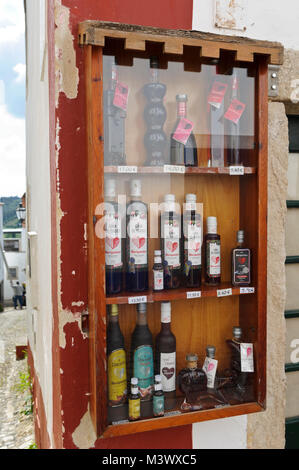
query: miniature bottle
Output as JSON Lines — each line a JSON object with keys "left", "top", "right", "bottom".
{"left": 107, "top": 304, "right": 127, "bottom": 407}
{"left": 178, "top": 353, "right": 207, "bottom": 407}
{"left": 153, "top": 250, "right": 164, "bottom": 291}
{"left": 161, "top": 194, "right": 181, "bottom": 289}
{"left": 204, "top": 216, "right": 221, "bottom": 285}
{"left": 183, "top": 194, "right": 202, "bottom": 288}
{"left": 231, "top": 230, "right": 251, "bottom": 286}
{"left": 104, "top": 179, "right": 123, "bottom": 295}
{"left": 128, "top": 377, "right": 141, "bottom": 421}
{"left": 153, "top": 375, "right": 165, "bottom": 417}
{"left": 170, "top": 94, "right": 198, "bottom": 166}
{"left": 126, "top": 179, "right": 148, "bottom": 292}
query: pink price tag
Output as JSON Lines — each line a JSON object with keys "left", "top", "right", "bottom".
{"left": 172, "top": 118, "right": 194, "bottom": 145}
{"left": 224, "top": 99, "right": 246, "bottom": 124}
{"left": 208, "top": 81, "right": 228, "bottom": 108}
{"left": 113, "top": 81, "right": 129, "bottom": 111}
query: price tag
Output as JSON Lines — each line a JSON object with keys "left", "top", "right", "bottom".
{"left": 186, "top": 291, "right": 202, "bottom": 299}
{"left": 128, "top": 295, "right": 147, "bottom": 304}
{"left": 164, "top": 410, "right": 181, "bottom": 417}
{"left": 217, "top": 288, "right": 232, "bottom": 297}
{"left": 240, "top": 287, "right": 255, "bottom": 294}
{"left": 117, "top": 166, "right": 137, "bottom": 173}
{"left": 229, "top": 166, "right": 244, "bottom": 175}
{"left": 163, "top": 164, "right": 186, "bottom": 174}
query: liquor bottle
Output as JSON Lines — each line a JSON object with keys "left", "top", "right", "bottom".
{"left": 155, "top": 302, "right": 176, "bottom": 405}
{"left": 104, "top": 57, "right": 126, "bottom": 166}
{"left": 130, "top": 303, "right": 154, "bottom": 401}
{"left": 226, "top": 326, "right": 254, "bottom": 397}
{"left": 226, "top": 70, "right": 241, "bottom": 166}
{"left": 143, "top": 56, "right": 167, "bottom": 166}
{"left": 161, "top": 194, "right": 181, "bottom": 289}
{"left": 183, "top": 194, "right": 202, "bottom": 288}
{"left": 128, "top": 377, "right": 141, "bottom": 421}
{"left": 231, "top": 230, "right": 251, "bottom": 286}
{"left": 178, "top": 353, "right": 207, "bottom": 409}
{"left": 153, "top": 375, "right": 165, "bottom": 417}
{"left": 202, "top": 345, "right": 218, "bottom": 389}
{"left": 126, "top": 179, "right": 148, "bottom": 292}
{"left": 107, "top": 304, "right": 127, "bottom": 407}
{"left": 153, "top": 250, "right": 164, "bottom": 291}
{"left": 104, "top": 179, "right": 123, "bottom": 295}
{"left": 204, "top": 216, "right": 221, "bottom": 285}
{"left": 170, "top": 94, "right": 198, "bottom": 167}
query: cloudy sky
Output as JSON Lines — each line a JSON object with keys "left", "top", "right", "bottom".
{"left": 0, "top": 0, "right": 26, "bottom": 197}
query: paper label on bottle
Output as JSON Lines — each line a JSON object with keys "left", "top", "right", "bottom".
{"left": 153, "top": 270, "right": 164, "bottom": 291}
{"left": 233, "top": 248, "right": 251, "bottom": 284}
{"left": 105, "top": 211, "right": 122, "bottom": 267}
{"left": 186, "top": 290, "right": 201, "bottom": 299}
{"left": 240, "top": 343, "right": 254, "bottom": 372}
{"left": 207, "top": 240, "right": 221, "bottom": 276}
{"left": 208, "top": 81, "right": 228, "bottom": 109}
{"left": 240, "top": 287, "right": 255, "bottom": 294}
{"left": 128, "top": 398, "right": 140, "bottom": 420}
{"left": 217, "top": 288, "right": 232, "bottom": 297}
{"left": 202, "top": 356, "right": 218, "bottom": 389}
{"left": 128, "top": 211, "right": 147, "bottom": 265}
{"left": 229, "top": 165, "right": 244, "bottom": 175}
{"left": 128, "top": 295, "right": 147, "bottom": 304}
{"left": 108, "top": 349, "right": 127, "bottom": 405}
{"left": 164, "top": 221, "right": 180, "bottom": 267}
{"left": 113, "top": 81, "right": 129, "bottom": 111}
{"left": 160, "top": 352, "right": 176, "bottom": 392}
{"left": 187, "top": 222, "right": 202, "bottom": 266}
{"left": 153, "top": 395, "right": 165, "bottom": 416}
{"left": 172, "top": 118, "right": 194, "bottom": 145}
{"left": 117, "top": 165, "right": 137, "bottom": 173}
{"left": 133, "top": 346, "right": 154, "bottom": 398}
{"left": 224, "top": 99, "right": 246, "bottom": 124}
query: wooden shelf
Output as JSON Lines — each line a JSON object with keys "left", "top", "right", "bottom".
{"left": 104, "top": 165, "right": 257, "bottom": 175}
{"left": 106, "top": 283, "right": 255, "bottom": 305}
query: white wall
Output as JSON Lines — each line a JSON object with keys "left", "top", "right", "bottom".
{"left": 0, "top": 204, "right": 3, "bottom": 286}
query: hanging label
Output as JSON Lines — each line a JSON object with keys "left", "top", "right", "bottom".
{"left": 160, "top": 352, "right": 176, "bottom": 392}
{"left": 229, "top": 165, "right": 244, "bottom": 175}
{"left": 117, "top": 166, "right": 137, "bottom": 173}
{"left": 128, "top": 211, "right": 147, "bottom": 266}
{"left": 128, "top": 295, "right": 147, "bottom": 304}
{"left": 224, "top": 99, "right": 246, "bottom": 124}
{"left": 113, "top": 81, "right": 129, "bottom": 111}
{"left": 172, "top": 118, "right": 194, "bottom": 145}
{"left": 163, "top": 164, "right": 186, "bottom": 174}
{"left": 240, "top": 287, "right": 255, "bottom": 294}
{"left": 108, "top": 349, "right": 127, "bottom": 405}
{"left": 240, "top": 343, "right": 254, "bottom": 372}
{"left": 105, "top": 211, "right": 122, "bottom": 267}
{"left": 164, "top": 221, "right": 180, "bottom": 267}
{"left": 187, "top": 222, "right": 202, "bottom": 266}
{"left": 202, "top": 356, "right": 218, "bottom": 389}
{"left": 133, "top": 345, "right": 154, "bottom": 398}
{"left": 208, "top": 81, "right": 228, "bottom": 109}
{"left": 217, "top": 288, "right": 232, "bottom": 297}
{"left": 186, "top": 291, "right": 201, "bottom": 299}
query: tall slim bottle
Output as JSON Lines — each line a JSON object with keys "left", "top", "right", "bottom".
{"left": 126, "top": 179, "right": 148, "bottom": 292}
{"left": 155, "top": 302, "right": 176, "bottom": 408}
{"left": 130, "top": 303, "right": 154, "bottom": 401}
{"left": 226, "top": 71, "right": 241, "bottom": 166}
{"left": 183, "top": 193, "right": 202, "bottom": 288}
{"left": 105, "top": 179, "right": 123, "bottom": 295}
{"left": 204, "top": 216, "right": 221, "bottom": 285}
{"left": 170, "top": 94, "right": 198, "bottom": 167}
{"left": 107, "top": 305, "right": 127, "bottom": 407}
{"left": 161, "top": 194, "right": 181, "bottom": 289}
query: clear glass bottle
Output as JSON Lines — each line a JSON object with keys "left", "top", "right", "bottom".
{"left": 170, "top": 94, "right": 198, "bottom": 166}
{"left": 161, "top": 194, "right": 181, "bottom": 289}
{"left": 204, "top": 216, "right": 221, "bottom": 285}
{"left": 226, "top": 70, "right": 241, "bottom": 166}
{"left": 128, "top": 377, "right": 141, "bottom": 421}
{"left": 231, "top": 230, "right": 251, "bottom": 286}
{"left": 183, "top": 193, "right": 202, "bottom": 288}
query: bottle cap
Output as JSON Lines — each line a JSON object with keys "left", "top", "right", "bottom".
{"left": 186, "top": 353, "right": 198, "bottom": 362}
{"left": 164, "top": 194, "right": 175, "bottom": 203}
{"left": 161, "top": 302, "right": 171, "bottom": 323}
{"left": 155, "top": 375, "right": 162, "bottom": 383}
{"left": 137, "top": 303, "right": 147, "bottom": 314}
{"left": 130, "top": 179, "right": 142, "bottom": 197}
{"left": 131, "top": 377, "right": 138, "bottom": 385}
{"left": 154, "top": 250, "right": 161, "bottom": 256}
{"left": 186, "top": 194, "right": 196, "bottom": 203}
{"left": 237, "top": 230, "right": 245, "bottom": 243}
{"left": 207, "top": 216, "right": 217, "bottom": 234}
{"left": 110, "top": 304, "right": 118, "bottom": 316}
{"left": 206, "top": 345, "right": 216, "bottom": 359}
{"left": 104, "top": 179, "right": 116, "bottom": 198}
{"left": 176, "top": 94, "right": 187, "bottom": 102}
{"left": 233, "top": 326, "right": 242, "bottom": 339}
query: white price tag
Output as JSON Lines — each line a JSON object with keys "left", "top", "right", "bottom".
{"left": 186, "top": 291, "right": 202, "bottom": 299}
{"left": 128, "top": 295, "right": 147, "bottom": 304}
{"left": 229, "top": 166, "right": 244, "bottom": 175}
{"left": 217, "top": 288, "right": 232, "bottom": 297}
{"left": 163, "top": 164, "right": 186, "bottom": 174}
{"left": 240, "top": 287, "right": 255, "bottom": 294}
{"left": 117, "top": 166, "right": 138, "bottom": 173}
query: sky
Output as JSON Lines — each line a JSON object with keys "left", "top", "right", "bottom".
{"left": 0, "top": 0, "right": 26, "bottom": 197}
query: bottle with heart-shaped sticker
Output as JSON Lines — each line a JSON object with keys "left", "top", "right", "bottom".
{"left": 204, "top": 216, "right": 221, "bottom": 285}
{"left": 183, "top": 193, "right": 202, "bottom": 288}
{"left": 231, "top": 230, "right": 251, "bottom": 286}
{"left": 161, "top": 194, "right": 182, "bottom": 289}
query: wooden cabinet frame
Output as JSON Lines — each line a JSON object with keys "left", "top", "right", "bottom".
{"left": 81, "top": 21, "right": 283, "bottom": 438}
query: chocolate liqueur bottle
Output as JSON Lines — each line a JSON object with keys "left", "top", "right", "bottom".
{"left": 231, "top": 230, "right": 251, "bottom": 286}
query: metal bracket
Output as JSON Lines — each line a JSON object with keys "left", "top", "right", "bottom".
{"left": 268, "top": 65, "right": 280, "bottom": 97}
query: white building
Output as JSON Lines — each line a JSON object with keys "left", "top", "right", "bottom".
{"left": 0, "top": 203, "right": 4, "bottom": 305}
{"left": 3, "top": 228, "right": 26, "bottom": 305}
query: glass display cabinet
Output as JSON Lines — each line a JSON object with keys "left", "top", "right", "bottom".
{"left": 79, "top": 21, "right": 283, "bottom": 438}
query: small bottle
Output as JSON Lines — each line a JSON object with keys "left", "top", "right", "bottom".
{"left": 204, "top": 216, "right": 221, "bottom": 285}
{"left": 226, "top": 326, "right": 251, "bottom": 395}
{"left": 161, "top": 194, "right": 181, "bottom": 289}
{"left": 178, "top": 353, "right": 207, "bottom": 405}
{"left": 128, "top": 377, "right": 141, "bottom": 421}
{"left": 153, "top": 250, "right": 164, "bottom": 291}
{"left": 231, "top": 230, "right": 251, "bottom": 286}
{"left": 183, "top": 194, "right": 202, "bottom": 288}
{"left": 153, "top": 375, "right": 165, "bottom": 417}
{"left": 202, "top": 345, "right": 218, "bottom": 389}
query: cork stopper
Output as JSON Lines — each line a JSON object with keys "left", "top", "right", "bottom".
{"left": 237, "top": 230, "right": 245, "bottom": 243}
{"left": 206, "top": 345, "right": 216, "bottom": 359}
{"left": 186, "top": 353, "right": 198, "bottom": 369}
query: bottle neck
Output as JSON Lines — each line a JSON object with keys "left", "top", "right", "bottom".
{"left": 137, "top": 311, "right": 148, "bottom": 326}
{"left": 150, "top": 67, "right": 159, "bottom": 83}
{"left": 177, "top": 100, "right": 187, "bottom": 118}
{"left": 130, "top": 195, "right": 142, "bottom": 203}
{"left": 186, "top": 360, "right": 197, "bottom": 370}
{"left": 161, "top": 321, "right": 171, "bottom": 332}
{"left": 237, "top": 240, "right": 244, "bottom": 248}
{"left": 110, "top": 64, "right": 118, "bottom": 90}
{"left": 109, "top": 313, "right": 119, "bottom": 324}
{"left": 105, "top": 195, "right": 116, "bottom": 203}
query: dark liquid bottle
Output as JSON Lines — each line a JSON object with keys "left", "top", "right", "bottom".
{"left": 155, "top": 302, "right": 176, "bottom": 408}
{"left": 204, "top": 216, "right": 221, "bottom": 285}
{"left": 105, "top": 179, "right": 123, "bottom": 295}
{"left": 103, "top": 58, "right": 126, "bottom": 166}
{"left": 161, "top": 194, "right": 181, "bottom": 289}
{"left": 126, "top": 179, "right": 148, "bottom": 292}
{"left": 143, "top": 56, "right": 167, "bottom": 166}
{"left": 170, "top": 94, "right": 198, "bottom": 167}
{"left": 153, "top": 375, "right": 165, "bottom": 417}
{"left": 231, "top": 230, "right": 251, "bottom": 286}
{"left": 153, "top": 250, "right": 164, "bottom": 291}
{"left": 178, "top": 353, "right": 207, "bottom": 408}
{"left": 128, "top": 377, "right": 141, "bottom": 421}
{"left": 227, "top": 71, "right": 241, "bottom": 166}
{"left": 130, "top": 303, "right": 154, "bottom": 401}
{"left": 107, "top": 305, "right": 127, "bottom": 407}
{"left": 183, "top": 193, "right": 202, "bottom": 288}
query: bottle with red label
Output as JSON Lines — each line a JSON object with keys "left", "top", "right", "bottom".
{"left": 231, "top": 230, "right": 251, "bottom": 286}
{"left": 183, "top": 194, "right": 202, "bottom": 288}
{"left": 161, "top": 194, "right": 181, "bottom": 289}
{"left": 204, "top": 216, "right": 221, "bottom": 285}
{"left": 170, "top": 94, "right": 198, "bottom": 167}
{"left": 153, "top": 250, "right": 164, "bottom": 291}
{"left": 126, "top": 179, "right": 148, "bottom": 292}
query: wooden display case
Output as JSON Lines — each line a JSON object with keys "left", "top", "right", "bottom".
{"left": 80, "top": 21, "right": 283, "bottom": 438}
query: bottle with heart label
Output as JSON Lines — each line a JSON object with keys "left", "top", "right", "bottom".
{"left": 231, "top": 230, "right": 251, "bottom": 286}
{"left": 170, "top": 94, "right": 198, "bottom": 166}
{"left": 105, "top": 179, "right": 123, "bottom": 295}
{"left": 204, "top": 216, "right": 221, "bottom": 285}
{"left": 153, "top": 250, "right": 164, "bottom": 291}
{"left": 183, "top": 193, "right": 202, "bottom": 288}
{"left": 161, "top": 194, "right": 181, "bottom": 289}
{"left": 155, "top": 302, "right": 176, "bottom": 408}
{"left": 126, "top": 179, "right": 148, "bottom": 292}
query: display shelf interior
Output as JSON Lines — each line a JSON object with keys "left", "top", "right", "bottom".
{"left": 104, "top": 165, "right": 257, "bottom": 175}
